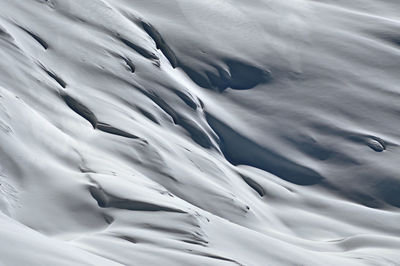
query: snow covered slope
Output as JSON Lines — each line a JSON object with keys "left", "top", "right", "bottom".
{"left": 0, "top": 0, "right": 400, "bottom": 265}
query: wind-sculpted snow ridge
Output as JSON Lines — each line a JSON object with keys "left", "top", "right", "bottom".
{"left": 0, "top": 0, "right": 400, "bottom": 265}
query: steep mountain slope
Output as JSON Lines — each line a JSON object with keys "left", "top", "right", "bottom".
{"left": 0, "top": 0, "right": 400, "bottom": 265}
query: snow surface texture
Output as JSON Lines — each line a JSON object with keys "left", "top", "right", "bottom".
{"left": 0, "top": 0, "right": 400, "bottom": 265}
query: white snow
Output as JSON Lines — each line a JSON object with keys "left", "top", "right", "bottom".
{"left": 0, "top": 0, "right": 400, "bottom": 265}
